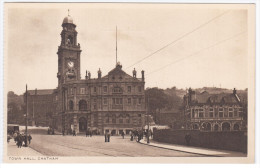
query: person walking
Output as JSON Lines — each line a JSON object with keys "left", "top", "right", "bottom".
{"left": 105, "top": 131, "right": 107, "bottom": 142}
{"left": 121, "top": 131, "right": 125, "bottom": 139}
{"left": 107, "top": 131, "right": 111, "bottom": 142}
{"left": 28, "top": 134, "right": 32, "bottom": 144}
{"left": 73, "top": 129, "right": 76, "bottom": 136}
{"left": 185, "top": 133, "right": 191, "bottom": 146}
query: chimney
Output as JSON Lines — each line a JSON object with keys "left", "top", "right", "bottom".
{"left": 88, "top": 72, "right": 91, "bottom": 79}
{"left": 233, "top": 88, "right": 237, "bottom": 94}
{"left": 98, "top": 68, "right": 102, "bottom": 79}
{"left": 132, "top": 68, "right": 136, "bottom": 78}
{"left": 85, "top": 70, "right": 88, "bottom": 79}
{"left": 141, "top": 70, "right": 144, "bottom": 81}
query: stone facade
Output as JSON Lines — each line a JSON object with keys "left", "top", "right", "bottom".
{"left": 26, "top": 15, "right": 146, "bottom": 135}
{"left": 183, "top": 88, "right": 246, "bottom": 131}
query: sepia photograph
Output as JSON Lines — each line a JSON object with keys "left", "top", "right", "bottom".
{"left": 2, "top": 2, "right": 256, "bottom": 163}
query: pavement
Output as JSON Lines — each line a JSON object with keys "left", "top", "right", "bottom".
{"left": 139, "top": 138, "right": 247, "bottom": 157}
{"left": 7, "top": 139, "right": 43, "bottom": 156}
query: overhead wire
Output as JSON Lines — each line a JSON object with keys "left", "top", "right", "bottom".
{"left": 125, "top": 10, "right": 231, "bottom": 69}
{"left": 145, "top": 30, "right": 246, "bottom": 77}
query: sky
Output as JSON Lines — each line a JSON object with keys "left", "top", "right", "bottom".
{"left": 6, "top": 3, "right": 249, "bottom": 95}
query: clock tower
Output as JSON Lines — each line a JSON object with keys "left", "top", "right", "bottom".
{"left": 57, "top": 14, "right": 81, "bottom": 86}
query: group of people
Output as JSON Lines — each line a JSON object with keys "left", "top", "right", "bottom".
{"left": 129, "top": 129, "right": 153, "bottom": 142}
{"left": 11, "top": 132, "right": 32, "bottom": 148}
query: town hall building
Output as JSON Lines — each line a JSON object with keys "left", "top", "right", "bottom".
{"left": 26, "top": 14, "right": 146, "bottom": 135}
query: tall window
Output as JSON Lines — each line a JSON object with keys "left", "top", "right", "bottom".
{"left": 80, "top": 88, "right": 85, "bottom": 94}
{"left": 119, "top": 114, "right": 123, "bottom": 123}
{"left": 138, "top": 86, "right": 142, "bottom": 92}
{"left": 103, "top": 86, "right": 108, "bottom": 93}
{"left": 79, "top": 100, "right": 87, "bottom": 111}
{"left": 138, "top": 98, "right": 142, "bottom": 104}
{"left": 127, "top": 86, "right": 131, "bottom": 93}
{"left": 94, "top": 87, "right": 97, "bottom": 93}
{"left": 113, "top": 98, "right": 123, "bottom": 105}
{"left": 112, "top": 114, "right": 116, "bottom": 123}
{"left": 105, "top": 114, "right": 109, "bottom": 123}
{"left": 103, "top": 98, "right": 108, "bottom": 105}
{"left": 126, "top": 114, "right": 130, "bottom": 123}
{"left": 127, "top": 98, "right": 131, "bottom": 104}
{"left": 69, "top": 100, "right": 74, "bottom": 110}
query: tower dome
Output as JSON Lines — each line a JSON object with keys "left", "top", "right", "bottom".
{"left": 63, "top": 15, "right": 74, "bottom": 24}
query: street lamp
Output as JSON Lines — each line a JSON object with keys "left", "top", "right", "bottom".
{"left": 24, "top": 84, "right": 28, "bottom": 147}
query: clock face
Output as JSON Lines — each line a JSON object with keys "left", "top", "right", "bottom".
{"left": 68, "top": 61, "right": 74, "bottom": 68}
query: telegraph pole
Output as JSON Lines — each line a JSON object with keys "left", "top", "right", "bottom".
{"left": 25, "top": 84, "right": 28, "bottom": 147}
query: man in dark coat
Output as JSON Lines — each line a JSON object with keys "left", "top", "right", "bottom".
{"left": 28, "top": 134, "right": 32, "bottom": 144}
{"left": 185, "top": 133, "right": 191, "bottom": 146}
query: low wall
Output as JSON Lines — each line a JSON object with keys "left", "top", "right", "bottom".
{"left": 153, "top": 129, "right": 247, "bottom": 153}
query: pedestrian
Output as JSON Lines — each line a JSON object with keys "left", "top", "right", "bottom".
{"left": 107, "top": 131, "right": 111, "bottom": 142}
{"left": 28, "top": 134, "right": 32, "bottom": 144}
{"left": 62, "top": 129, "right": 65, "bottom": 136}
{"left": 121, "top": 131, "right": 125, "bottom": 139}
{"left": 105, "top": 131, "right": 107, "bottom": 142}
{"left": 7, "top": 135, "right": 11, "bottom": 143}
{"left": 130, "top": 131, "right": 133, "bottom": 141}
{"left": 86, "top": 130, "right": 88, "bottom": 137}
{"left": 73, "top": 129, "right": 76, "bottom": 136}
{"left": 185, "top": 133, "right": 191, "bottom": 146}
{"left": 90, "top": 130, "right": 92, "bottom": 137}
{"left": 52, "top": 128, "right": 55, "bottom": 135}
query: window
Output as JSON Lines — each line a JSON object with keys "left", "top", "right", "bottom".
{"left": 112, "top": 115, "right": 116, "bottom": 123}
{"left": 138, "top": 86, "right": 142, "bottom": 92}
{"left": 94, "top": 87, "right": 97, "bottom": 93}
{"left": 128, "top": 98, "right": 131, "bottom": 104}
{"left": 69, "top": 100, "right": 74, "bottom": 110}
{"left": 94, "top": 104, "right": 97, "bottom": 110}
{"left": 113, "top": 87, "right": 122, "bottom": 94}
{"left": 138, "top": 98, "right": 142, "bottom": 104}
{"left": 209, "top": 112, "right": 214, "bottom": 118}
{"left": 105, "top": 114, "right": 109, "bottom": 123}
{"left": 103, "top": 98, "right": 108, "bottom": 105}
{"left": 239, "top": 112, "right": 243, "bottom": 117}
{"left": 219, "top": 107, "right": 223, "bottom": 112}
{"left": 234, "top": 110, "right": 238, "bottom": 117}
{"left": 79, "top": 100, "right": 87, "bottom": 111}
{"left": 103, "top": 86, "right": 107, "bottom": 93}
{"left": 112, "top": 98, "right": 123, "bottom": 105}
{"left": 229, "top": 112, "right": 233, "bottom": 117}
{"left": 228, "top": 107, "right": 233, "bottom": 111}
{"left": 94, "top": 99, "right": 97, "bottom": 103}
{"left": 138, "top": 114, "right": 142, "bottom": 117}
{"left": 219, "top": 112, "right": 224, "bottom": 118}
{"left": 80, "top": 88, "right": 85, "bottom": 94}
{"left": 127, "top": 86, "right": 131, "bottom": 93}
{"left": 119, "top": 115, "right": 123, "bottom": 123}
{"left": 209, "top": 108, "right": 214, "bottom": 112}
{"left": 126, "top": 114, "right": 130, "bottom": 123}
{"left": 192, "top": 109, "right": 195, "bottom": 118}
{"left": 199, "top": 112, "right": 204, "bottom": 118}
{"left": 70, "top": 88, "right": 74, "bottom": 95}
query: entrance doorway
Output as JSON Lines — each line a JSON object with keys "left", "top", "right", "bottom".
{"left": 79, "top": 117, "right": 87, "bottom": 132}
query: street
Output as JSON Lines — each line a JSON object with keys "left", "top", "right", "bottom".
{"left": 7, "top": 128, "right": 201, "bottom": 157}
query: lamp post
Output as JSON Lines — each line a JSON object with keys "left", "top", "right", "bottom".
{"left": 24, "top": 84, "right": 28, "bottom": 147}
{"left": 146, "top": 93, "right": 150, "bottom": 144}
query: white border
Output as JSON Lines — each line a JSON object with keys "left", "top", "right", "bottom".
{"left": 0, "top": 0, "right": 259, "bottom": 168}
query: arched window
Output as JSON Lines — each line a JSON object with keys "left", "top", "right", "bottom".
{"left": 79, "top": 100, "right": 87, "bottom": 111}
{"left": 222, "top": 122, "right": 231, "bottom": 131}
{"left": 68, "top": 35, "right": 73, "bottom": 45}
{"left": 193, "top": 124, "right": 199, "bottom": 130}
{"left": 69, "top": 100, "right": 74, "bottom": 110}
{"left": 201, "top": 122, "right": 211, "bottom": 131}
{"left": 233, "top": 123, "right": 240, "bottom": 131}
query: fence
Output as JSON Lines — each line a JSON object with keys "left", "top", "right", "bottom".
{"left": 153, "top": 129, "right": 247, "bottom": 153}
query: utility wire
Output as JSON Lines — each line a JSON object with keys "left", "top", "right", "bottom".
{"left": 126, "top": 10, "right": 230, "bottom": 69}
{"left": 146, "top": 31, "right": 246, "bottom": 77}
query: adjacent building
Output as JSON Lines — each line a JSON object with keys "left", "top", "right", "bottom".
{"left": 183, "top": 88, "right": 246, "bottom": 131}
{"left": 26, "top": 14, "right": 146, "bottom": 135}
